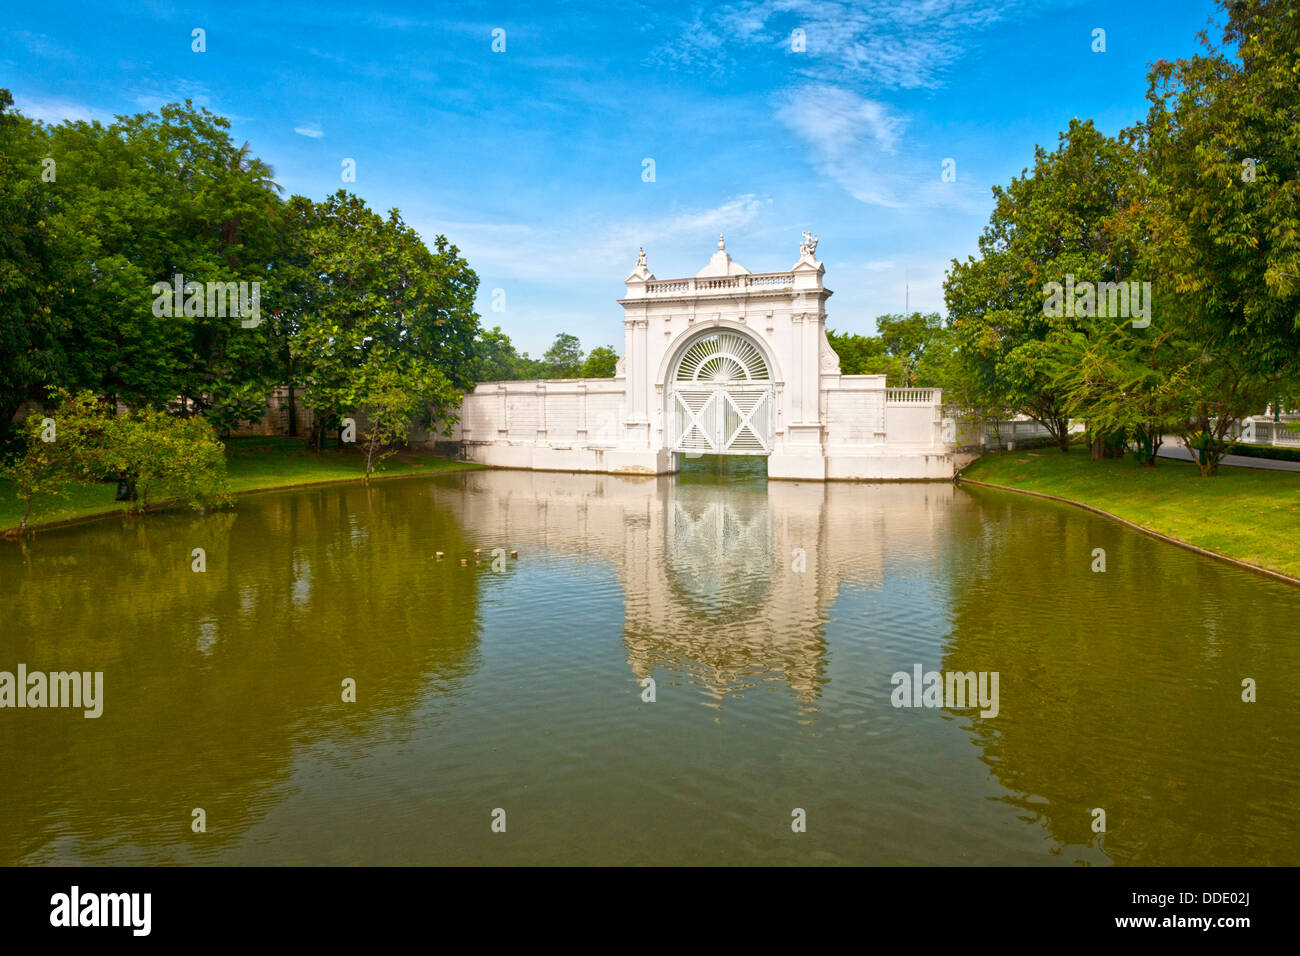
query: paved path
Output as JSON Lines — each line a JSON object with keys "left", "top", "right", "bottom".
{"left": 1156, "top": 442, "right": 1300, "bottom": 472}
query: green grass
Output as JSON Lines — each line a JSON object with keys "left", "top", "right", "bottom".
{"left": 1, "top": 436, "right": 483, "bottom": 532}
{"left": 961, "top": 447, "right": 1300, "bottom": 579}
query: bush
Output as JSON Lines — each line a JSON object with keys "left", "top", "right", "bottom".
{"left": 104, "top": 409, "right": 231, "bottom": 511}
{"left": 1225, "top": 442, "right": 1300, "bottom": 463}
{"left": 2, "top": 391, "right": 112, "bottom": 531}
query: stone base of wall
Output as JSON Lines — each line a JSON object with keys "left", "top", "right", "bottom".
{"left": 770, "top": 450, "right": 956, "bottom": 481}
{"left": 768, "top": 453, "right": 829, "bottom": 481}
{"left": 824, "top": 452, "right": 956, "bottom": 481}
{"left": 459, "top": 441, "right": 955, "bottom": 481}
{"left": 462, "top": 442, "right": 675, "bottom": 475}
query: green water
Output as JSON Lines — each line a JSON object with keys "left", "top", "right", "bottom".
{"left": 2, "top": 469, "right": 1297, "bottom": 865}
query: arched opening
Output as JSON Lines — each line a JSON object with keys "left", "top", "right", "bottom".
{"left": 667, "top": 330, "right": 775, "bottom": 458}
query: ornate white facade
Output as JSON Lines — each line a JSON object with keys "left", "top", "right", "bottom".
{"left": 438, "top": 237, "right": 956, "bottom": 480}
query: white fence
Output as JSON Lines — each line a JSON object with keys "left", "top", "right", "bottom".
{"left": 1233, "top": 418, "right": 1300, "bottom": 447}
{"left": 434, "top": 378, "right": 627, "bottom": 446}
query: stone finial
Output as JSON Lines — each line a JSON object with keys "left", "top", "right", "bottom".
{"left": 718, "top": 234, "right": 725, "bottom": 251}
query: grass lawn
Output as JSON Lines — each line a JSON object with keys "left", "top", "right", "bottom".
{"left": 960, "top": 446, "right": 1300, "bottom": 580}
{"left": 1, "top": 436, "right": 483, "bottom": 533}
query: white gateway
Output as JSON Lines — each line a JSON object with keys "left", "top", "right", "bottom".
{"left": 439, "top": 236, "right": 955, "bottom": 481}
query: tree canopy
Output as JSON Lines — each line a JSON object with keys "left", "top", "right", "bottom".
{"left": 941, "top": 0, "right": 1300, "bottom": 471}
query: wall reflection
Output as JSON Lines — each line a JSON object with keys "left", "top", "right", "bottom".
{"left": 441, "top": 471, "right": 956, "bottom": 710}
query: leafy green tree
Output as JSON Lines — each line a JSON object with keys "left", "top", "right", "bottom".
{"left": 945, "top": 118, "right": 1141, "bottom": 451}
{"left": 827, "top": 317, "right": 951, "bottom": 387}
{"left": 579, "top": 345, "right": 619, "bottom": 378}
{"left": 826, "top": 329, "right": 893, "bottom": 377}
{"left": 2, "top": 390, "right": 110, "bottom": 532}
{"left": 1043, "top": 319, "right": 1188, "bottom": 465}
{"left": 354, "top": 348, "right": 459, "bottom": 482}
{"left": 471, "top": 326, "right": 541, "bottom": 381}
{"left": 103, "top": 408, "right": 230, "bottom": 513}
{"left": 877, "top": 312, "right": 953, "bottom": 386}
{"left": 542, "top": 333, "right": 583, "bottom": 377}
{"left": 1130, "top": 0, "right": 1300, "bottom": 473}
{"left": 41, "top": 101, "right": 283, "bottom": 419}
{"left": 0, "top": 90, "right": 65, "bottom": 445}
{"left": 291, "top": 191, "right": 478, "bottom": 449}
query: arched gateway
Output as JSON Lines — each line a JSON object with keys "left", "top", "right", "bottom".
{"left": 438, "top": 235, "right": 956, "bottom": 480}
{"left": 668, "top": 329, "right": 774, "bottom": 456}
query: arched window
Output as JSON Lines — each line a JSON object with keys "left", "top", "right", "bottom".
{"left": 674, "top": 332, "right": 770, "bottom": 383}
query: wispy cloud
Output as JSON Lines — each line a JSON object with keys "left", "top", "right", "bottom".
{"left": 777, "top": 84, "right": 905, "bottom": 207}
{"left": 130, "top": 78, "right": 216, "bottom": 114}
{"left": 418, "top": 195, "right": 769, "bottom": 284}
{"left": 776, "top": 83, "right": 992, "bottom": 212}
{"left": 294, "top": 124, "right": 325, "bottom": 138}
{"left": 12, "top": 95, "right": 112, "bottom": 125}
{"left": 11, "top": 31, "right": 75, "bottom": 62}
{"left": 652, "top": 0, "right": 1064, "bottom": 89}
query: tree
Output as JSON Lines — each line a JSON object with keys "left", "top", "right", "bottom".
{"left": 2, "top": 390, "right": 109, "bottom": 532}
{"left": 542, "top": 333, "right": 583, "bottom": 377}
{"left": 102, "top": 408, "right": 230, "bottom": 513}
{"left": 579, "top": 345, "right": 619, "bottom": 378}
{"left": 945, "top": 118, "right": 1142, "bottom": 451}
{"left": 1130, "top": 0, "right": 1300, "bottom": 473}
{"left": 827, "top": 316, "right": 952, "bottom": 387}
{"left": 877, "top": 312, "right": 952, "bottom": 386}
{"left": 0, "top": 90, "right": 66, "bottom": 446}
{"left": 354, "top": 348, "right": 459, "bottom": 483}
{"left": 826, "top": 329, "right": 894, "bottom": 377}
{"left": 39, "top": 101, "right": 283, "bottom": 421}
{"left": 291, "top": 191, "right": 478, "bottom": 449}
{"left": 470, "top": 326, "right": 543, "bottom": 381}
{"left": 1043, "top": 319, "right": 1188, "bottom": 466}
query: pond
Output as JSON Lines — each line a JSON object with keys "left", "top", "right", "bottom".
{"left": 2, "top": 468, "right": 1297, "bottom": 865}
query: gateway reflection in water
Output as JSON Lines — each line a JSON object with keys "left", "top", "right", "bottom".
{"left": 1, "top": 470, "right": 1298, "bottom": 866}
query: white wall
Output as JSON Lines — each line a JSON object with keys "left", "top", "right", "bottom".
{"left": 423, "top": 242, "right": 956, "bottom": 480}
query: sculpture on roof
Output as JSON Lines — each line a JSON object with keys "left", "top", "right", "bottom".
{"left": 800, "top": 231, "right": 819, "bottom": 258}
{"left": 635, "top": 247, "right": 647, "bottom": 269}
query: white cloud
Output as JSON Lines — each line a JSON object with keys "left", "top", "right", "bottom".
{"left": 293, "top": 124, "right": 325, "bottom": 138}
{"left": 129, "top": 79, "right": 218, "bottom": 115}
{"left": 776, "top": 83, "right": 995, "bottom": 212}
{"left": 12, "top": 95, "right": 112, "bottom": 125}
{"left": 654, "top": 0, "right": 1066, "bottom": 90}
{"left": 417, "top": 194, "right": 768, "bottom": 284}
{"left": 12, "top": 31, "right": 75, "bottom": 62}
{"left": 777, "top": 84, "right": 905, "bottom": 207}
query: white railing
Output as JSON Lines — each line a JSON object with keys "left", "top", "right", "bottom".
{"left": 1233, "top": 419, "right": 1300, "bottom": 446}
{"left": 885, "top": 388, "right": 941, "bottom": 404}
{"left": 645, "top": 271, "right": 794, "bottom": 296}
{"left": 645, "top": 280, "right": 692, "bottom": 295}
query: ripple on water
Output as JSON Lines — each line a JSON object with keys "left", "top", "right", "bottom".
{"left": 1, "top": 472, "right": 1298, "bottom": 865}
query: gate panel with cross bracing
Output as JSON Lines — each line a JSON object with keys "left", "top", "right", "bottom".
{"left": 668, "top": 331, "right": 774, "bottom": 456}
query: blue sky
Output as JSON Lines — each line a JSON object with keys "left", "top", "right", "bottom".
{"left": 5, "top": 0, "right": 1220, "bottom": 357}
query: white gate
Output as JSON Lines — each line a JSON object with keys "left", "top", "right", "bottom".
{"left": 668, "top": 331, "right": 773, "bottom": 456}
